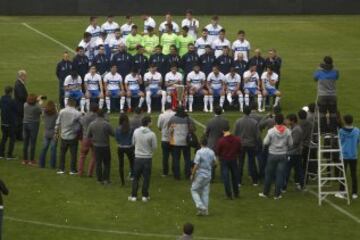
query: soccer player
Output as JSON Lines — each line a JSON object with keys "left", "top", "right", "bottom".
{"left": 133, "top": 45, "right": 149, "bottom": 77}
{"left": 165, "top": 64, "right": 183, "bottom": 104}
{"left": 78, "top": 32, "right": 93, "bottom": 61}
{"left": 142, "top": 15, "right": 156, "bottom": 34}
{"left": 261, "top": 66, "right": 281, "bottom": 109}
{"left": 181, "top": 43, "right": 199, "bottom": 78}
{"left": 205, "top": 16, "right": 223, "bottom": 44}
{"left": 160, "top": 24, "right": 178, "bottom": 55}
{"left": 159, "top": 14, "right": 180, "bottom": 34}
{"left": 120, "top": 16, "right": 134, "bottom": 40}
{"left": 207, "top": 65, "right": 226, "bottom": 112}
{"left": 111, "top": 44, "right": 133, "bottom": 79}
{"left": 165, "top": 45, "right": 181, "bottom": 73}
{"left": 84, "top": 65, "right": 104, "bottom": 111}
{"left": 72, "top": 46, "right": 89, "bottom": 80}
{"left": 248, "top": 48, "right": 266, "bottom": 77}
{"left": 233, "top": 53, "right": 248, "bottom": 77}
{"left": 56, "top": 51, "right": 73, "bottom": 108}
{"left": 93, "top": 31, "right": 107, "bottom": 57}
{"left": 101, "top": 15, "right": 119, "bottom": 43}
{"left": 92, "top": 45, "right": 110, "bottom": 76}
{"left": 212, "top": 29, "right": 231, "bottom": 58}
{"left": 195, "top": 28, "right": 212, "bottom": 56}
{"left": 199, "top": 45, "right": 216, "bottom": 76}
{"left": 243, "top": 65, "right": 263, "bottom": 112}
{"left": 124, "top": 68, "right": 145, "bottom": 112}
{"left": 126, "top": 25, "right": 142, "bottom": 56}
{"left": 144, "top": 64, "right": 166, "bottom": 113}
{"left": 186, "top": 64, "right": 207, "bottom": 112}
{"left": 265, "top": 48, "right": 282, "bottom": 87}
{"left": 176, "top": 26, "right": 195, "bottom": 57}
{"left": 216, "top": 46, "right": 233, "bottom": 75}
{"left": 225, "top": 67, "right": 243, "bottom": 112}
{"left": 63, "top": 70, "right": 85, "bottom": 112}
{"left": 109, "top": 28, "right": 125, "bottom": 57}
{"left": 149, "top": 45, "right": 167, "bottom": 78}
{"left": 142, "top": 26, "right": 159, "bottom": 58}
{"left": 181, "top": 9, "right": 199, "bottom": 39}
{"left": 85, "top": 16, "right": 101, "bottom": 46}
{"left": 232, "top": 30, "right": 251, "bottom": 61}
{"left": 103, "top": 64, "right": 125, "bottom": 113}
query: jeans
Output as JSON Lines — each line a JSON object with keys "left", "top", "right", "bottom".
{"left": 0, "top": 209, "right": 3, "bottom": 240}
{"left": 284, "top": 154, "right": 304, "bottom": 189}
{"left": 131, "top": 158, "right": 152, "bottom": 197}
{"left": 94, "top": 146, "right": 111, "bottom": 182}
{"left": 191, "top": 175, "right": 211, "bottom": 210}
{"left": 317, "top": 96, "right": 337, "bottom": 133}
{"left": 263, "top": 154, "right": 287, "bottom": 197}
{"left": 78, "top": 138, "right": 96, "bottom": 177}
{"left": 38, "top": 137, "right": 57, "bottom": 168}
{"left": 340, "top": 160, "right": 358, "bottom": 194}
{"left": 220, "top": 160, "right": 239, "bottom": 198}
{"left": 117, "top": 147, "right": 135, "bottom": 184}
{"left": 0, "top": 125, "right": 15, "bottom": 157}
{"left": 59, "top": 138, "right": 78, "bottom": 172}
{"left": 161, "top": 141, "right": 172, "bottom": 175}
{"left": 171, "top": 145, "right": 191, "bottom": 179}
{"left": 23, "top": 122, "right": 40, "bottom": 161}
{"left": 239, "top": 146, "right": 258, "bottom": 184}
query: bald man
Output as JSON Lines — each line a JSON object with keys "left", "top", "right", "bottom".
{"left": 248, "top": 49, "right": 266, "bottom": 77}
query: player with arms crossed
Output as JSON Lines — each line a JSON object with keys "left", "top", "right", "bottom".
{"left": 144, "top": 64, "right": 167, "bottom": 113}
{"left": 206, "top": 65, "right": 226, "bottom": 112}
{"left": 165, "top": 64, "right": 183, "bottom": 106}
{"left": 124, "top": 68, "right": 145, "bottom": 112}
{"left": 64, "top": 70, "right": 86, "bottom": 112}
{"left": 84, "top": 65, "right": 105, "bottom": 112}
{"left": 186, "top": 64, "right": 207, "bottom": 112}
{"left": 261, "top": 66, "right": 281, "bottom": 109}
{"left": 103, "top": 64, "right": 126, "bottom": 113}
{"left": 243, "top": 64, "right": 263, "bottom": 112}
{"left": 225, "top": 66, "right": 243, "bottom": 112}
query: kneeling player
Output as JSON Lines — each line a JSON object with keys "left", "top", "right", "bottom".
{"left": 84, "top": 65, "right": 104, "bottom": 112}
{"left": 144, "top": 64, "right": 166, "bottom": 113}
{"left": 186, "top": 64, "right": 207, "bottom": 112}
{"left": 165, "top": 64, "right": 183, "bottom": 106}
{"left": 225, "top": 67, "right": 243, "bottom": 112}
{"left": 64, "top": 70, "right": 85, "bottom": 112}
{"left": 103, "top": 64, "right": 125, "bottom": 113}
{"left": 206, "top": 65, "right": 225, "bottom": 112}
{"left": 261, "top": 66, "right": 281, "bottom": 109}
{"left": 243, "top": 65, "right": 263, "bottom": 112}
{"left": 124, "top": 68, "right": 145, "bottom": 112}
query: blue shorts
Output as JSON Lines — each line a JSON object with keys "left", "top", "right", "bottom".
{"left": 66, "top": 90, "right": 83, "bottom": 101}
{"left": 130, "top": 89, "right": 140, "bottom": 97}
{"left": 245, "top": 87, "right": 258, "bottom": 95}
{"left": 89, "top": 90, "right": 100, "bottom": 98}
{"left": 109, "top": 89, "right": 121, "bottom": 98}
{"left": 148, "top": 88, "right": 160, "bottom": 96}
{"left": 211, "top": 88, "right": 221, "bottom": 97}
{"left": 266, "top": 88, "right": 277, "bottom": 96}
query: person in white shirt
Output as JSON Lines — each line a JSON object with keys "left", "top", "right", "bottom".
{"left": 63, "top": 70, "right": 85, "bottom": 112}
{"left": 93, "top": 32, "right": 107, "bottom": 57}
{"left": 225, "top": 67, "right": 244, "bottom": 112}
{"left": 84, "top": 65, "right": 104, "bottom": 111}
{"left": 261, "top": 66, "right": 281, "bottom": 109}
{"left": 85, "top": 16, "right": 101, "bottom": 47}
{"left": 124, "top": 68, "right": 144, "bottom": 112}
{"left": 212, "top": 29, "right": 231, "bottom": 58}
{"left": 165, "top": 64, "right": 183, "bottom": 104}
{"left": 103, "top": 64, "right": 126, "bottom": 113}
{"left": 232, "top": 30, "right": 251, "bottom": 61}
{"left": 195, "top": 28, "right": 212, "bottom": 56}
{"left": 144, "top": 64, "right": 166, "bottom": 113}
{"left": 186, "top": 64, "right": 207, "bottom": 112}
{"left": 120, "top": 16, "right": 134, "bottom": 40}
{"left": 206, "top": 65, "right": 225, "bottom": 112}
{"left": 204, "top": 16, "right": 223, "bottom": 44}
{"left": 142, "top": 15, "right": 156, "bottom": 34}
{"left": 101, "top": 15, "right": 119, "bottom": 43}
{"left": 109, "top": 28, "right": 125, "bottom": 56}
{"left": 243, "top": 65, "right": 263, "bottom": 112}
{"left": 159, "top": 14, "right": 180, "bottom": 34}
{"left": 78, "top": 32, "right": 93, "bottom": 60}
{"left": 181, "top": 9, "right": 199, "bottom": 40}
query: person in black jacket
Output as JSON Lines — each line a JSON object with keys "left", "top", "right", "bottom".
{"left": 149, "top": 45, "right": 167, "bottom": 80}
{"left": 181, "top": 43, "right": 199, "bottom": 81}
{"left": 111, "top": 44, "right": 133, "bottom": 79}
{"left": 248, "top": 48, "right": 266, "bottom": 78}
{"left": 233, "top": 53, "right": 248, "bottom": 79}
{"left": 56, "top": 51, "right": 72, "bottom": 108}
{"left": 199, "top": 45, "right": 216, "bottom": 76}
{"left": 0, "top": 86, "right": 17, "bottom": 159}
{"left": 134, "top": 45, "right": 149, "bottom": 78}
{"left": 72, "top": 46, "right": 90, "bottom": 81}
{"left": 0, "top": 179, "right": 9, "bottom": 240}
{"left": 265, "top": 49, "right": 282, "bottom": 88}
{"left": 216, "top": 46, "right": 233, "bottom": 75}
{"left": 14, "top": 70, "right": 28, "bottom": 141}
{"left": 165, "top": 45, "right": 181, "bottom": 74}
{"left": 92, "top": 45, "right": 110, "bottom": 76}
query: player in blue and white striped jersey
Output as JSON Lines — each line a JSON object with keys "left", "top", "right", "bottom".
{"left": 101, "top": 15, "right": 119, "bottom": 43}
{"left": 120, "top": 16, "right": 134, "bottom": 41}
{"left": 243, "top": 64, "right": 263, "bottom": 112}
{"left": 211, "top": 29, "right": 231, "bottom": 58}
{"left": 232, "top": 30, "right": 251, "bottom": 61}
{"left": 206, "top": 65, "right": 225, "bottom": 112}
{"left": 144, "top": 64, "right": 166, "bottom": 113}
{"left": 124, "top": 68, "right": 144, "bottom": 112}
{"left": 85, "top": 16, "right": 101, "bottom": 47}
{"left": 225, "top": 67, "right": 244, "bottom": 112}
{"left": 204, "top": 16, "right": 223, "bottom": 44}
{"left": 103, "top": 64, "right": 125, "bottom": 113}
{"left": 63, "top": 70, "right": 86, "bottom": 112}
{"left": 84, "top": 65, "right": 104, "bottom": 111}
{"left": 109, "top": 29, "right": 125, "bottom": 58}
{"left": 195, "top": 28, "right": 212, "bottom": 56}
{"left": 186, "top": 65, "right": 207, "bottom": 112}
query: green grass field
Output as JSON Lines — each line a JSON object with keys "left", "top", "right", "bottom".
{"left": 0, "top": 15, "right": 359, "bottom": 240}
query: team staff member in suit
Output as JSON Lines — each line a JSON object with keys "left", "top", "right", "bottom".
{"left": 72, "top": 47, "right": 89, "bottom": 81}
{"left": 14, "top": 70, "right": 28, "bottom": 141}
{"left": 56, "top": 51, "right": 72, "bottom": 108}
{"left": 199, "top": 45, "right": 216, "bottom": 76}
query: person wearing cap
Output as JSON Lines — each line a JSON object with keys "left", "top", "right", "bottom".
{"left": 126, "top": 25, "right": 143, "bottom": 56}
{"left": 199, "top": 45, "right": 216, "bottom": 76}
{"left": 195, "top": 28, "right": 212, "bottom": 57}
{"left": 142, "top": 26, "right": 159, "bottom": 58}
{"left": 142, "top": 15, "right": 156, "bottom": 34}
{"left": 176, "top": 26, "right": 195, "bottom": 57}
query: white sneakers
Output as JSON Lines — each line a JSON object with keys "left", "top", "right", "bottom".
{"left": 352, "top": 194, "right": 358, "bottom": 199}
{"left": 258, "top": 193, "right": 268, "bottom": 198}
{"left": 128, "top": 196, "right": 150, "bottom": 202}
{"left": 128, "top": 196, "right": 137, "bottom": 202}
{"left": 334, "top": 193, "right": 358, "bottom": 200}
{"left": 203, "top": 108, "right": 208, "bottom": 112}
{"left": 56, "top": 170, "right": 65, "bottom": 175}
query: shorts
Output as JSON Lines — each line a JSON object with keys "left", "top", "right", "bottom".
{"left": 166, "top": 87, "right": 176, "bottom": 95}
{"left": 227, "top": 89, "right": 240, "bottom": 95}
{"left": 109, "top": 89, "right": 121, "bottom": 98}
{"left": 66, "top": 90, "right": 83, "bottom": 100}
{"left": 130, "top": 89, "right": 140, "bottom": 97}
{"left": 244, "top": 87, "right": 258, "bottom": 95}
{"left": 88, "top": 90, "right": 100, "bottom": 98}
{"left": 147, "top": 87, "right": 160, "bottom": 96}
{"left": 265, "top": 88, "right": 278, "bottom": 96}
{"left": 211, "top": 88, "right": 222, "bottom": 97}
{"left": 190, "top": 86, "right": 203, "bottom": 95}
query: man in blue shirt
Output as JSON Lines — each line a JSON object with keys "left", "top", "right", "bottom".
{"left": 181, "top": 43, "right": 199, "bottom": 80}
{"left": 199, "top": 45, "right": 216, "bottom": 76}
{"left": 216, "top": 46, "right": 233, "bottom": 75}
{"left": 111, "top": 44, "right": 134, "bottom": 79}
{"left": 92, "top": 45, "right": 110, "bottom": 76}
{"left": 72, "top": 47, "right": 89, "bottom": 84}
{"left": 56, "top": 51, "right": 73, "bottom": 108}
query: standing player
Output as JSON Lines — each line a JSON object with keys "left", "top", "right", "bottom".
{"left": 261, "top": 66, "right": 281, "bottom": 109}
{"left": 109, "top": 28, "right": 125, "bottom": 57}
{"left": 195, "top": 28, "right": 212, "bottom": 56}
{"left": 126, "top": 25, "right": 142, "bottom": 56}
{"left": 78, "top": 32, "right": 93, "bottom": 61}
{"left": 181, "top": 10, "right": 199, "bottom": 39}
{"left": 85, "top": 16, "right": 101, "bottom": 47}
{"left": 103, "top": 64, "right": 125, "bottom": 113}
{"left": 186, "top": 64, "right": 207, "bottom": 112}
{"left": 144, "top": 64, "right": 166, "bottom": 113}
{"left": 207, "top": 65, "right": 226, "bottom": 112}
{"left": 142, "top": 15, "right": 156, "bottom": 34}
{"left": 160, "top": 24, "right": 178, "bottom": 55}
{"left": 101, "top": 15, "right": 119, "bottom": 43}
{"left": 72, "top": 46, "right": 89, "bottom": 81}
{"left": 232, "top": 30, "right": 251, "bottom": 61}
{"left": 176, "top": 26, "right": 195, "bottom": 57}
{"left": 212, "top": 29, "right": 231, "bottom": 58}
{"left": 159, "top": 14, "right": 180, "bottom": 34}
{"left": 243, "top": 65, "right": 263, "bottom": 112}
{"left": 225, "top": 67, "right": 243, "bottom": 112}
{"left": 165, "top": 64, "right": 183, "bottom": 104}
{"left": 142, "top": 26, "right": 159, "bottom": 58}
{"left": 124, "top": 68, "right": 145, "bottom": 112}
{"left": 205, "top": 16, "right": 223, "bottom": 44}
{"left": 84, "top": 66, "right": 104, "bottom": 111}
{"left": 199, "top": 45, "right": 216, "bottom": 76}
{"left": 93, "top": 32, "right": 107, "bottom": 57}
{"left": 120, "top": 16, "right": 134, "bottom": 40}
{"left": 63, "top": 70, "right": 85, "bottom": 112}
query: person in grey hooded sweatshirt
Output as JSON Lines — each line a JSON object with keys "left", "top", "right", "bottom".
{"left": 129, "top": 116, "right": 157, "bottom": 202}
{"left": 259, "top": 114, "right": 293, "bottom": 199}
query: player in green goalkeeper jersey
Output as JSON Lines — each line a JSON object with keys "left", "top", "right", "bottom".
{"left": 176, "top": 26, "right": 194, "bottom": 57}
{"left": 142, "top": 26, "right": 159, "bottom": 58}
{"left": 126, "top": 25, "right": 142, "bottom": 56}
{"left": 160, "top": 23, "right": 178, "bottom": 55}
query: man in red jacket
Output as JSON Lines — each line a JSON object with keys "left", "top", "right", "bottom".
{"left": 216, "top": 125, "right": 242, "bottom": 199}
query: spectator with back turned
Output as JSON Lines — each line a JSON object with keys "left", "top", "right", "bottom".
{"left": 0, "top": 179, "right": 9, "bottom": 240}
{"left": 14, "top": 70, "right": 28, "bottom": 141}
{"left": 298, "top": 109, "right": 314, "bottom": 176}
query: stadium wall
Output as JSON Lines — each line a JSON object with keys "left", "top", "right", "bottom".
{"left": 0, "top": 0, "right": 360, "bottom": 15}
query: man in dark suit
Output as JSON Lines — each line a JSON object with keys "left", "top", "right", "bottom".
{"left": 56, "top": 51, "right": 72, "bottom": 108}
{"left": 14, "top": 70, "right": 28, "bottom": 141}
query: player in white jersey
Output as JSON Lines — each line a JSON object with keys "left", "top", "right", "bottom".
{"left": 195, "top": 28, "right": 212, "bottom": 56}
{"left": 204, "top": 16, "right": 223, "bottom": 44}
{"left": 212, "top": 29, "right": 231, "bottom": 58}
{"left": 109, "top": 28, "right": 125, "bottom": 56}
{"left": 159, "top": 14, "right": 180, "bottom": 34}
{"left": 225, "top": 67, "right": 244, "bottom": 112}
{"left": 232, "top": 30, "right": 251, "bottom": 61}
{"left": 206, "top": 65, "right": 225, "bottom": 112}
{"left": 103, "top": 64, "right": 125, "bottom": 113}
{"left": 165, "top": 64, "right": 183, "bottom": 104}
{"left": 63, "top": 70, "right": 86, "bottom": 112}
{"left": 144, "top": 64, "right": 166, "bottom": 113}
{"left": 93, "top": 32, "right": 107, "bottom": 56}
{"left": 101, "top": 15, "right": 119, "bottom": 43}
{"left": 186, "top": 65, "right": 207, "bottom": 112}
{"left": 124, "top": 68, "right": 144, "bottom": 112}
{"left": 261, "top": 66, "right": 281, "bottom": 109}
{"left": 181, "top": 10, "right": 199, "bottom": 39}
{"left": 243, "top": 65, "right": 263, "bottom": 112}
{"left": 78, "top": 32, "right": 93, "bottom": 60}
{"left": 84, "top": 65, "right": 104, "bottom": 111}
{"left": 85, "top": 16, "right": 101, "bottom": 47}
{"left": 120, "top": 16, "right": 134, "bottom": 40}
{"left": 142, "top": 15, "right": 156, "bottom": 34}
